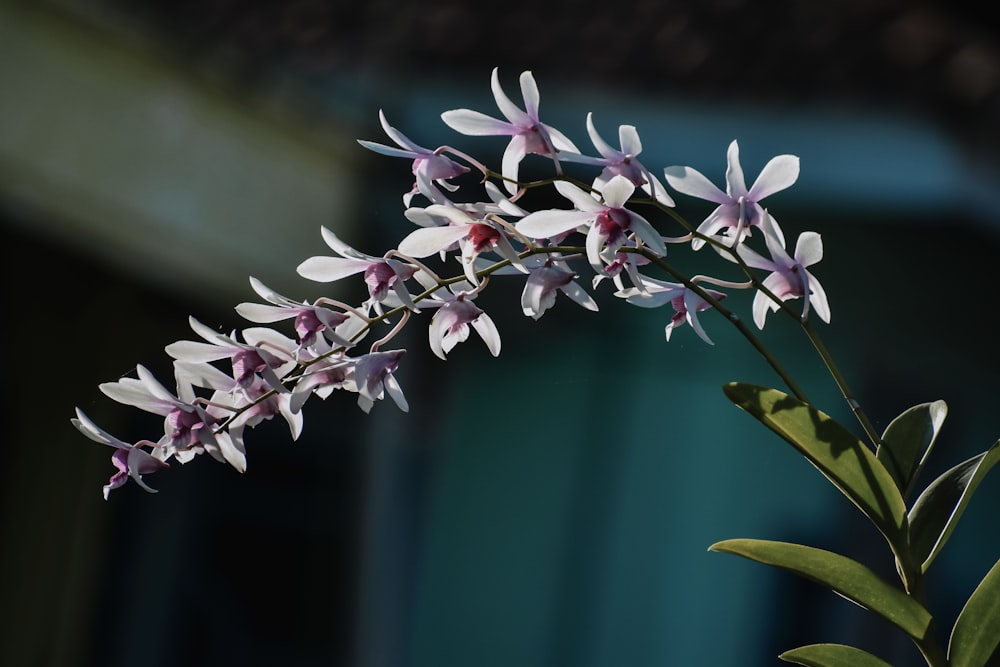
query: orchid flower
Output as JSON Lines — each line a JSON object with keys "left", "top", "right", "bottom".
{"left": 290, "top": 352, "right": 357, "bottom": 414}
{"left": 734, "top": 215, "right": 830, "bottom": 328}
{"left": 617, "top": 276, "right": 727, "bottom": 345}
{"left": 419, "top": 285, "right": 501, "bottom": 360}
{"left": 515, "top": 174, "right": 666, "bottom": 274}
{"left": 225, "top": 374, "right": 303, "bottom": 441}
{"left": 592, "top": 250, "right": 651, "bottom": 293}
{"left": 353, "top": 350, "right": 408, "bottom": 414}
{"left": 441, "top": 67, "right": 580, "bottom": 194}
{"left": 573, "top": 112, "right": 675, "bottom": 207}
{"left": 520, "top": 255, "right": 599, "bottom": 320}
{"left": 664, "top": 140, "right": 798, "bottom": 249}
{"left": 297, "top": 227, "right": 419, "bottom": 314}
{"left": 235, "top": 276, "right": 354, "bottom": 352}
{"left": 71, "top": 408, "right": 169, "bottom": 499}
{"left": 98, "top": 364, "right": 223, "bottom": 456}
{"left": 358, "top": 109, "right": 470, "bottom": 206}
{"left": 165, "top": 317, "right": 297, "bottom": 394}
{"left": 398, "top": 203, "right": 524, "bottom": 285}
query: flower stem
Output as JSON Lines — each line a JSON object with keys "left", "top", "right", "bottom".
{"left": 799, "top": 318, "right": 882, "bottom": 449}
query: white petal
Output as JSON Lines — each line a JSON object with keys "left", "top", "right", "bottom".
{"left": 247, "top": 276, "right": 281, "bottom": 303}
{"left": 554, "top": 179, "right": 604, "bottom": 211}
{"left": 471, "top": 314, "right": 501, "bottom": 357}
{"left": 356, "top": 140, "right": 418, "bottom": 159}
{"left": 421, "top": 204, "right": 477, "bottom": 226}
{"left": 794, "top": 231, "right": 824, "bottom": 267}
{"left": 734, "top": 240, "right": 775, "bottom": 270}
{"left": 663, "top": 166, "right": 728, "bottom": 204}
{"left": 492, "top": 67, "right": 530, "bottom": 125}
{"left": 376, "top": 109, "right": 424, "bottom": 153}
{"left": 748, "top": 154, "right": 799, "bottom": 200}
{"left": 762, "top": 220, "right": 794, "bottom": 265}
{"left": 586, "top": 113, "right": 617, "bottom": 158}
{"left": 242, "top": 327, "right": 296, "bottom": 352}
{"left": 164, "top": 340, "right": 233, "bottom": 363}
{"left": 99, "top": 378, "right": 166, "bottom": 414}
{"left": 725, "top": 139, "right": 748, "bottom": 197}
{"left": 440, "top": 109, "right": 515, "bottom": 136}
{"left": 136, "top": 365, "right": 181, "bottom": 405}
{"left": 320, "top": 226, "right": 372, "bottom": 260}
{"left": 516, "top": 209, "right": 591, "bottom": 239}
{"left": 601, "top": 174, "right": 636, "bottom": 209}
{"left": 684, "top": 291, "right": 716, "bottom": 345}
{"left": 560, "top": 281, "right": 599, "bottom": 312}
{"left": 216, "top": 431, "right": 247, "bottom": 473}
{"left": 519, "top": 70, "right": 541, "bottom": 118}
{"left": 296, "top": 256, "right": 371, "bottom": 282}
{"left": 235, "top": 302, "right": 293, "bottom": 324}
{"left": 619, "top": 124, "right": 642, "bottom": 156}
{"left": 188, "top": 316, "right": 235, "bottom": 346}
{"left": 545, "top": 125, "right": 580, "bottom": 154}
{"left": 174, "top": 360, "right": 237, "bottom": 392}
{"left": 501, "top": 135, "right": 527, "bottom": 194}
{"left": 752, "top": 290, "right": 771, "bottom": 329}
{"left": 383, "top": 374, "right": 409, "bottom": 412}
{"left": 72, "top": 408, "right": 128, "bottom": 449}
{"left": 428, "top": 313, "right": 448, "bottom": 360}
{"left": 805, "top": 270, "right": 831, "bottom": 323}
{"left": 628, "top": 214, "right": 667, "bottom": 257}
{"left": 398, "top": 225, "right": 470, "bottom": 258}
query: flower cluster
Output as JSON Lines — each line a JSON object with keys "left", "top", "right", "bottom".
{"left": 73, "top": 67, "right": 829, "bottom": 498}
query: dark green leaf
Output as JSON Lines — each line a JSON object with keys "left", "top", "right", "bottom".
{"left": 723, "top": 383, "right": 908, "bottom": 554}
{"left": 908, "top": 440, "right": 1000, "bottom": 572}
{"left": 709, "top": 538, "right": 932, "bottom": 641}
{"left": 780, "top": 643, "right": 894, "bottom": 667}
{"left": 949, "top": 557, "right": 1000, "bottom": 667}
{"left": 876, "top": 400, "right": 947, "bottom": 499}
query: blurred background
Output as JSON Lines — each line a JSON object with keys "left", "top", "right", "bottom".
{"left": 3, "top": 0, "right": 1000, "bottom": 665}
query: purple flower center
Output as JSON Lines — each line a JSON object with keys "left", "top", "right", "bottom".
{"left": 232, "top": 348, "right": 267, "bottom": 386}
{"left": 467, "top": 224, "right": 501, "bottom": 254}
{"left": 294, "top": 310, "right": 324, "bottom": 344}
{"left": 166, "top": 408, "right": 205, "bottom": 448}
{"left": 596, "top": 208, "right": 630, "bottom": 244}
{"left": 364, "top": 262, "right": 397, "bottom": 301}
{"left": 522, "top": 125, "right": 551, "bottom": 155}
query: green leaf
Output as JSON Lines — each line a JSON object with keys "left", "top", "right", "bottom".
{"left": 779, "top": 643, "right": 894, "bottom": 667}
{"left": 909, "top": 440, "right": 1000, "bottom": 572}
{"left": 723, "top": 383, "right": 908, "bottom": 553}
{"left": 709, "top": 538, "right": 933, "bottom": 641}
{"left": 876, "top": 400, "right": 947, "bottom": 500}
{"left": 949, "top": 557, "right": 1000, "bottom": 667}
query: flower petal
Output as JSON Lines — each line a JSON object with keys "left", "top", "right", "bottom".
{"left": 724, "top": 139, "right": 749, "bottom": 197}
{"left": 794, "top": 231, "right": 824, "bottom": 267}
{"left": 471, "top": 313, "right": 502, "bottom": 357}
{"left": 601, "top": 174, "right": 636, "bottom": 209}
{"left": 440, "top": 109, "right": 516, "bottom": 136}
{"left": 663, "top": 166, "right": 729, "bottom": 203}
{"left": 748, "top": 154, "right": 800, "bottom": 200}
{"left": 398, "top": 225, "right": 471, "bottom": 258}
{"left": 804, "top": 269, "right": 831, "bottom": 323}
{"left": 619, "top": 124, "right": 642, "bottom": 156}
{"left": 492, "top": 67, "right": 531, "bottom": 126}
{"left": 296, "top": 257, "right": 372, "bottom": 282}
{"left": 586, "top": 113, "right": 617, "bottom": 158}
{"left": 516, "top": 209, "right": 592, "bottom": 239}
